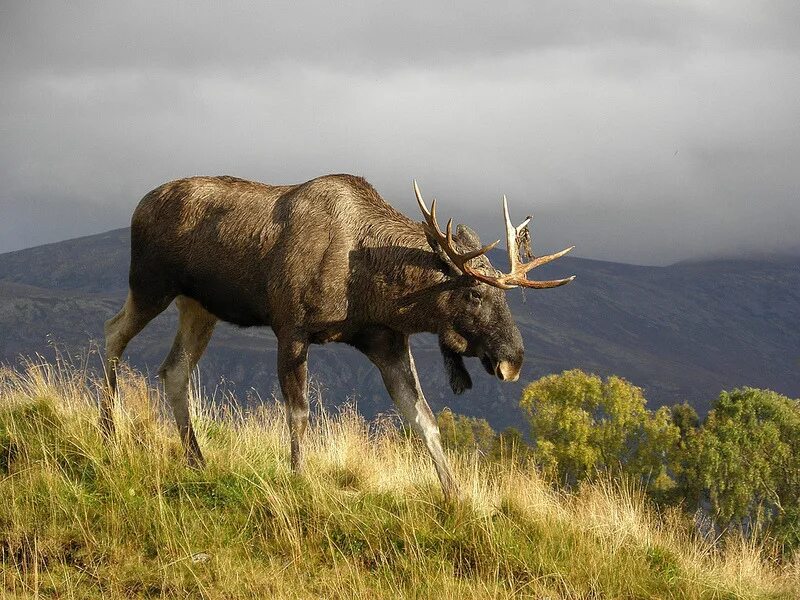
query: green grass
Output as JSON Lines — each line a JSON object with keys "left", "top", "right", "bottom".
{"left": 0, "top": 362, "right": 797, "bottom": 599}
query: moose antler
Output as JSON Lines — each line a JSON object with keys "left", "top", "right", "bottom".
{"left": 414, "top": 181, "right": 502, "bottom": 287}
{"left": 414, "top": 180, "right": 575, "bottom": 290}
{"left": 500, "top": 195, "right": 575, "bottom": 289}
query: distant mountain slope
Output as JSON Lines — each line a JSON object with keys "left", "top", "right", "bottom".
{"left": 0, "top": 228, "right": 131, "bottom": 293}
{"left": 0, "top": 228, "right": 797, "bottom": 430}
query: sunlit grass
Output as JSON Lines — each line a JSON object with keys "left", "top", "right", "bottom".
{"left": 0, "top": 361, "right": 797, "bottom": 598}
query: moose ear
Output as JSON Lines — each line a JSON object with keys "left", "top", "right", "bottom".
{"left": 439, "top": 340, "right": 472, "bottom": 395}
{"left": 453, "top": 224, "right": 482, "bottom": 249}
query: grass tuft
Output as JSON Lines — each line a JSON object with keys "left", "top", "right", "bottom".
{"left": 0, "top": 362, "right": 797, "bottom": 598}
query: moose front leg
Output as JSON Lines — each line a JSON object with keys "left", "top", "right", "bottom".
{"left": 359, "top": 330, "right": 458, "bottom": 499}
{"left": 277, "top": 335, "right": 310, "bottom": 471}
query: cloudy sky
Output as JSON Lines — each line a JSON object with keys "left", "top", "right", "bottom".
{"left": 1, "top": 1, "right": 798, "bottom": 264}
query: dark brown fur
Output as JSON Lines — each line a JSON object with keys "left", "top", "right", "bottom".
{"left": 104, "top": 174, "right": 526, "bottom": 498}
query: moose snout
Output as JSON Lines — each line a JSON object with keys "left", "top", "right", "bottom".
{"left": 495, "top": 360, "right": 521, "bottom": 382}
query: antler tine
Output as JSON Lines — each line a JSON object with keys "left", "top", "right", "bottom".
{"left": 502, "top": 195, "right": 520, "bottom": 275}
{"left": 427, "top": 197, "right": 449, "bottom": 251}
{"left": 414, "top": 180, "right": 500, "bottom": 278}
{"left": 445, "top": 218, "right": 455, "bottom": 248}
{"left": 524, "top": 245, "right": 575, "bottom": 271}
{"left": 462, "top": 240, "right": 500, "bottom": 262}
{"left": 414, "top": 179, "right": 432, "bottom": 221}
{"left": 429, "top": 198, "right": 442, "bottom": 234}
{"left": 516, "top": 275, "right": 576, "bottom": 289}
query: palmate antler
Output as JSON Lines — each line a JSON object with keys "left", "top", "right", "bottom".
{"left": 414, "top": 180, "right": 575, "bottom": 290}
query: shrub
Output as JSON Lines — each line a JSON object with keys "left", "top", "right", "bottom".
{"left": 686, "top": 387, "right": 800, "bottom": 552}
{"left": 520, "top": 370, "right": 680, "bottom": 498}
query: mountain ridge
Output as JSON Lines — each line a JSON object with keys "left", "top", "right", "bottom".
{"left": 1, "top": 227, "right": 797, "bottom": 430}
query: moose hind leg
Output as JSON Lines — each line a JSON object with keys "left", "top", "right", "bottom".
{"left": 359, "top": 330, "right": 458, "bottom": 499}
{"left": 103, "top": 291, "right": 170, "bottom": 436}
{"left": 159, "top": 296, "right": 217, "bottom": 467}
{"left": 276, "top": 335, "right": 309, "bottom": 471}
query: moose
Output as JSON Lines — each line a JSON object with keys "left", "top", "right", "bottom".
{"left": 103, "top": 174, "right": 574, "bottom": 498}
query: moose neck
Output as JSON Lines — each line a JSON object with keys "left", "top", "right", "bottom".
{"left": 357, "top": 222, "right": 457, "bottom": 335}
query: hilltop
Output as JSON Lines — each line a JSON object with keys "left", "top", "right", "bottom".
{"left": 0, "top": 228, "right": 798, "bottom": 430}
{"left": 1, "top": 363, "right": 796, "bottom": 598}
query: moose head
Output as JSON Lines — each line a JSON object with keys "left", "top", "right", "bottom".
{"left": 413, "top": 181, "right": 575, "bottom": 393}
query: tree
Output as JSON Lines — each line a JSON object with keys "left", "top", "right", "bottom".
{"left": 663, "top": 402, "right": 703, "bottom": 507}
{"left": 520, "top": 369, "right": 680, "bottom": 494}
{"left": 437, "top": 410, "right": 533, "bottom": 465}
{"left": 437, "top": 409, "right": 496, "bottom": 455}
{"left": 687, "top": 388, "right": 800, "bottom": 550}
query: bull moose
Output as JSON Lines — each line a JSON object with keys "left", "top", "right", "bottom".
{"left": 103, "top": 174, "right": 574, "bottom": 498}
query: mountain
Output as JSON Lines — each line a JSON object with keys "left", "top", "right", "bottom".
{"left": 0, "top": 227, "right": 798, "bottom": 430}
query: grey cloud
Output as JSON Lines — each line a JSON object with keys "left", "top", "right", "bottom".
{"left": 1, "top": 1, "right": 799, "bottom": 264}
{"left": 3, "top": 1, "right": 795, "bottom": 74}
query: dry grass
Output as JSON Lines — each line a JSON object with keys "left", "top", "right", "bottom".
{"left": 0, "top": 361, "right": 797, "bottom": 599}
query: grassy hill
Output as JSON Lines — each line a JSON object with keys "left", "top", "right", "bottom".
{"left": 0, "top": 229, "right": 798, "bottom": 431}
{"left": 1, "top": 362, "right": 797, "bottom": 598}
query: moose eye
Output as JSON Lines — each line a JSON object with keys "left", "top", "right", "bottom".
{"left": 467, "top": 288, "right": 482, "bottom": 304}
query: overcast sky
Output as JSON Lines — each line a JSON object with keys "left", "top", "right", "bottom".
{"left": 1, "top": 1, "right": 799, "bottom": 265}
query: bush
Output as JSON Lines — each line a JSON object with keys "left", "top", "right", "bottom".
{"left": 686, "top": 388, "right": 800, "bottom": 552}
{"left": 437, "top": 409, "right": 496, "bottom": 455}
{"left": 520, "top": 372, "right": 800, "bottom": 556}
{"left": 436, "top": 410, "right": 533, "bottom": 465}
{"left": 520, "top": 370, "right": 681, "bottom": 498}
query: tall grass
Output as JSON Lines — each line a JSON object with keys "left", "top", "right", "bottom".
{"left": 0, "top": 361, "right": 797, "bottom": 599}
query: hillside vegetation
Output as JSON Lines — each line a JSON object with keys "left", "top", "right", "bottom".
{"left": 1, "top": 362, "right": 798, "bottom": 598}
